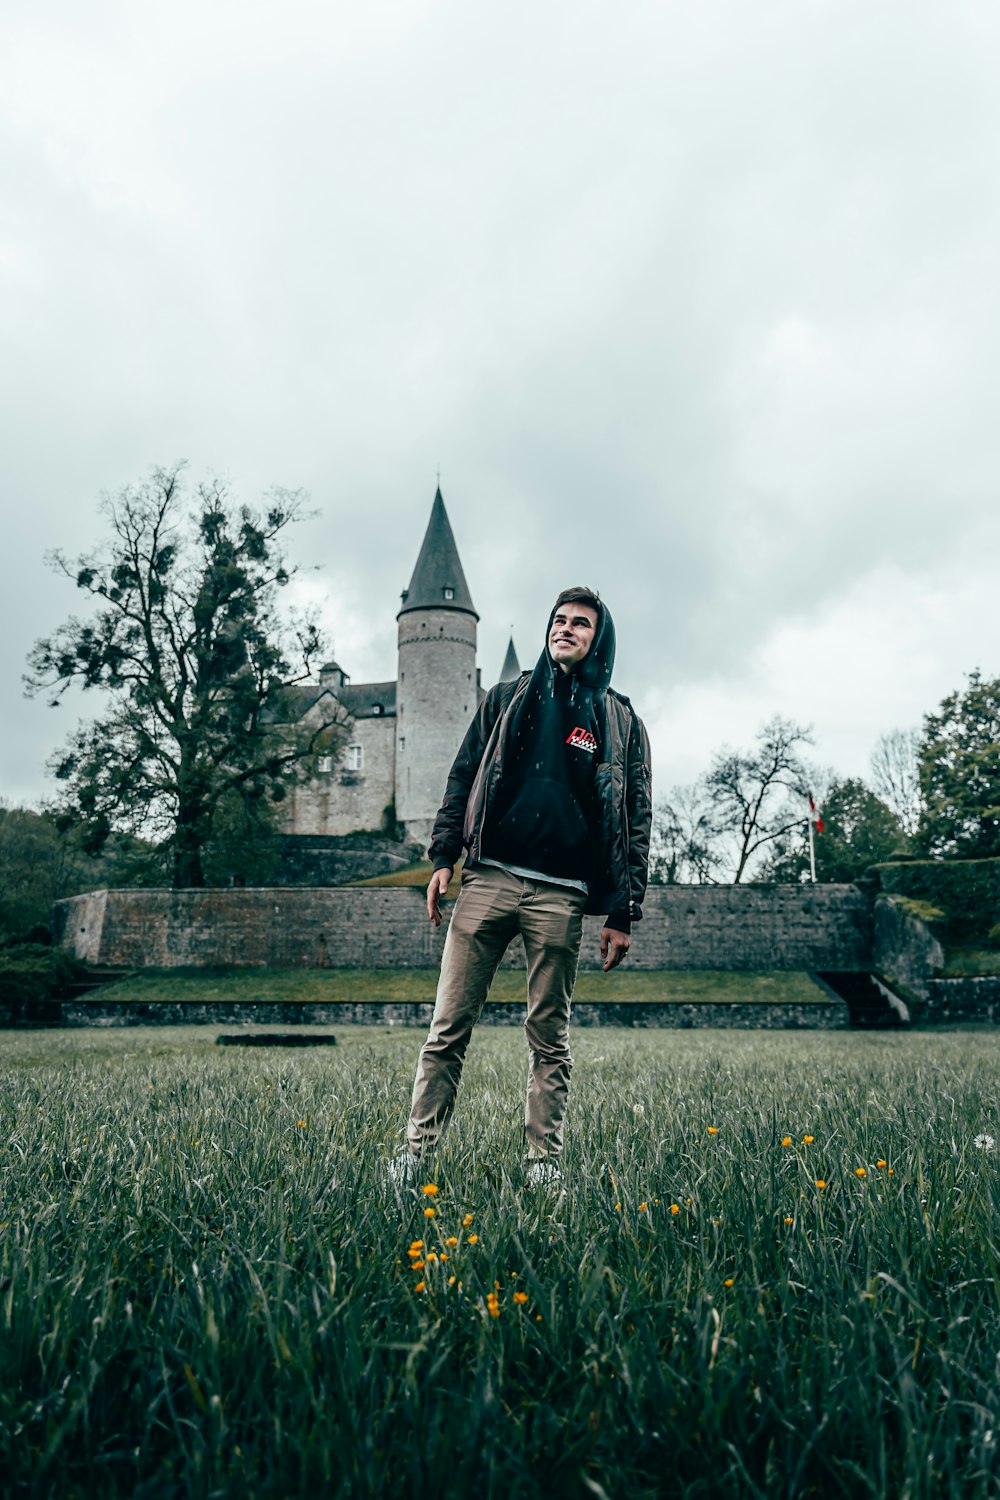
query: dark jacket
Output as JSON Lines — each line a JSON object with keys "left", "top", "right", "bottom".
{"left": 428, "top": 613, "right": 652, "bottom": 922}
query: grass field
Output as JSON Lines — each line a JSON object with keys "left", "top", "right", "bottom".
{"left": 95, "top": 967, "right": 830, "bottom": 1006}
{"left": 3, "top": 1025, "right": 1000, "bottom": 1498}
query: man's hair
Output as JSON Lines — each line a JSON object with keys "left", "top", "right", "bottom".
{"left": 553, "top": 585, "right": 601, "bottom": 614}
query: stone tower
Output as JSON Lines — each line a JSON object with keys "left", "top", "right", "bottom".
{"left": 395, "top": 488, "right": 479, "bottom": 847}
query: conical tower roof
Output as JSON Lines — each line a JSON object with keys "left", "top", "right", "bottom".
{"left": 398, "top": 487, "right": 478, "bottom": 619}
{"left": 498, "top": 634, "right": 521, "bottom": 682}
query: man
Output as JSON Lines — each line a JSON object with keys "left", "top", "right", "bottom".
{"left": 390, "top": 586, "right": 651, "bottom": 1188}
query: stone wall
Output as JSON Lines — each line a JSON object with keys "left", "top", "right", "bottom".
{"left": 33, "top": 997, "right": 849, "bottom": 1030}
{"left": 52, "top": 883, "right": 874, "bottom": 972}
{"left": 872, "top": 895, "right": 946, "bottom": 998}
{"left": 921, "top": 977, "right": 1000, "bottom": 1024}
{"left": 276, "top": 834, "right": 422, "bottom": 887}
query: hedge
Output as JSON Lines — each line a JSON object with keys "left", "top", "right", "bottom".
{"left": 872, "top": 859, "right": 1000, "bottom": 942}
{"left": 0, "top": 944, "right": 86, "bottom": 1006}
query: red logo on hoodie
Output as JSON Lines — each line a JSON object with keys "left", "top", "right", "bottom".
{"left": 566, "top": 726, "right": 598, "bottom": 754}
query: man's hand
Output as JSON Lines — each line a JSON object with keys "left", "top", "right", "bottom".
{"left": 600, "top": 927, "right": 630, "bottom": 971}
{"left": 427, "top": 867, "right": 453, "bottom": 927}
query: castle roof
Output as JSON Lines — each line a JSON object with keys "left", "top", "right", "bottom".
{"left": 340, "top": 681, "right": 397, "bottom": 718}
{"left": 498, "top": 634, "right": 521, "bottom": 682}
{"left": 398, "top": 487, "right": 478, "bottom": 620}
{"left": 269, "top": 679, "right": 396, "bottom": 724}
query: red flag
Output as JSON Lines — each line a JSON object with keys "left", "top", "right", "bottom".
{"left": 808, "top": 793, "right": 824, "bottom": 834}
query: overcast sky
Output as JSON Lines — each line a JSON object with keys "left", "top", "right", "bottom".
{"left": 3, "top": 0, "right": 999, "bottom": 813}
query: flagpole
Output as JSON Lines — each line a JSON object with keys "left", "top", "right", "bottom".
{"left": 808, "top": 811, "right": 816, "bottom": 883}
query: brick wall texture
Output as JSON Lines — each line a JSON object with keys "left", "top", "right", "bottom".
{"left": 53, "top": 883, "right": 874, "bottom": 972}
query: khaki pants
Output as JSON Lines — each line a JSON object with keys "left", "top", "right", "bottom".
{"left": 407, "top": 863, "right": 586, "bottom": 1159}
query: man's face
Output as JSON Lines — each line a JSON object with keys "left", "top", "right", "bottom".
{"left": 548, "top": 601, "right": 598, "bottom": 672}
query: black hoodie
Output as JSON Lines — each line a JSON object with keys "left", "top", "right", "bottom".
{"left": 481, "top": 598, "right": 616, "bottom": 889}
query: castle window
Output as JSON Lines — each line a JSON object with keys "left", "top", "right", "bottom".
{"left": 443, "top": 586, "right": 455, "bottom": 601}
{"left": 316, "top": 755, "right": 333, "bottom": 774}
{"left": 372, "top": 703, "right": 383, "bottom": 715}
{"left": 346, "top": 744, "right": 364, "bottom": 771}
{"left": 399, "top": 736, "right": 406, "bottom": 751}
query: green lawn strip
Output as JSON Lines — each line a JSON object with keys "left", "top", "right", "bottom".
{"left": 85, "top": 967, "right": 828, "bottom": 1005}
{"left": 349, "top": 860, "right": 463, "bottom": 896}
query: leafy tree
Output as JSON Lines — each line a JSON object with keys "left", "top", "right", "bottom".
{"left": 25, "top": 465, "right": 343, "bottom": 888}
{"left": 917, "top": 670, "right": 1000, "bottom": 858}
{"left": 703, "top": 716, "right": 814, "bottom": 882}
{"left": 870, "top": 728, "right": 922, "bottom": 837}
{"left": 0, "top": 804, "right": 83, "bottom": 941}
{"left": 762, "top": 777, "right": 904, "bottom": 884}
{"left": 0, "top": 803, "right": 158, "bottom": 940}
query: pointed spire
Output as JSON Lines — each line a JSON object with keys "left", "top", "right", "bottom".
{"left": 498, "top": 633, "right": 520, "bottom": 682}
{"left": 398, "top": 487, "right": 478, "bottom": 619}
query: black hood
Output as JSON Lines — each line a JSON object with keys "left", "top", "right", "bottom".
{"left": 543, "top": 596, "right": 616, "bottom": 693}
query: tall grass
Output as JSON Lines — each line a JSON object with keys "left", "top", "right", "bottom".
{"left": 2, "top": 1026, "right": 999, "bottom": 1498}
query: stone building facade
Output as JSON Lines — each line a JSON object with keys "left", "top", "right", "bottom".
{"left": 281, "top": 488, "right": 519, "bottom": 855}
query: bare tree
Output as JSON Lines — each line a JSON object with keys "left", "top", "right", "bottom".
{"left": 869, "top": 728, "right": 921, "bottom": 838}
{"left": 650, "top": 782, "right": 725, "bottom": 884}
{"left": 704, "top": 716, "right": 814, "bottom": 882}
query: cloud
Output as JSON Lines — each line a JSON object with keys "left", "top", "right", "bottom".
{"left": 3, "top": 0, "right": 999, "bottom": 812}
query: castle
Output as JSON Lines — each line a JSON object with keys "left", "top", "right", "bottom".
{"left": 280, "top": 488, "right": 519, "bottom": 863}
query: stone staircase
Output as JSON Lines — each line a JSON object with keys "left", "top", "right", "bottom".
{"left": 812, "top": 971, "right": 910, "bottom": 1028}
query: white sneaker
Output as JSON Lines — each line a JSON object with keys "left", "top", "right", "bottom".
{"left": 525, "top": 1159, "right": 563, "bottom": 1188}
{"left": 388, "top": 1148, "right": 422, "bottom": 1188}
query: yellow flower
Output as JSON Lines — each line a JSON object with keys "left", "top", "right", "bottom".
{"left": 486, "top": 1293, "right": 500, "bottom": 1319}
{"left": 670, "top": 1203, "right": 680, "bottom": 1215}
{"left": 296, "top": 1120, "right": 307, "bottom": 1129}
{"left": 410, "top": 1259, "right": 425, "bottom": 1271}
{"left": 784, "top": 1216, "right": 794, "bottom": 1225}
{"left": 448, "top": 1275, "right": 456, "bottom": 1285}
{"left": 440, "top": 1253, "right": 448, "bottom": 1262}
{"left": 803, "top": 1135, "right": 814, "bottom": 1144}
{"left": 513, "top": 1291, "right": 529, "bottom": 1305}
{"left": 424, "top": 1206, "right": 435, "bottom": 1218}
{"left": 467, "top": 1234, "right": 479, "bottom": 1244}
{"left": 462, "top": 1213, "right": 475, "bottom": 1227}
{"left": 414, "top": 1281, "right": 426, "bottom": 1293}
{"left": 781, "top": 1136, "right": 792, "bottom": 1147}
{"left": 421, "top": 1183, "right": 439, "bottom": 1197}
{"left": 855, "top": 1167, "right": 866, "bottom": 1178}
{"left": 876, "top": 1160, "right": 887, "bottom": 1169}
{"left": 815, "top": 1179, "right": 827, "bottom": 1190}
{"left": 887, "top": 1168, "right": 895, "bottom": 1175}
{"left": 445, "top": 1236, "right": 458, "bottom": 1247}
{"left": 408, "top": 1240, "right": 424, "bottom": 1252}
{"left": 724, "top": 1278, "right": 734, "bottom": 1287}
{"left": 638, "top": 1202, "right": 648, "bottom": 1212}
{"left": 425, "top": 1253, "right": 438, "bottom": 1264}
{"left": 615, "top": 1203, "right": 622, "bottom": 1212}
{"left": 707, "top": 1127, "right": 718, "bottom": 1135}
